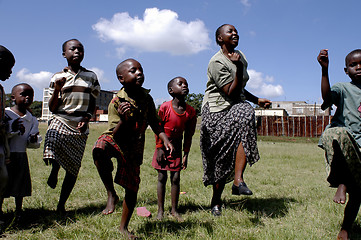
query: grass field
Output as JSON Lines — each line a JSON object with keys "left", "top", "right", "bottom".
{"left": 0, "top": 122, "right": 360, "bottom": 239}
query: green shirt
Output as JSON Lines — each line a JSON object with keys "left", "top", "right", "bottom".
{"left": 202, "top": 49, "right": 249, "bottom": 112}
{"left": 104, "top": 87, "right": 160, "bottom": 165}
{"left": 323, "top": 81, "right": 361, "bottom": 146}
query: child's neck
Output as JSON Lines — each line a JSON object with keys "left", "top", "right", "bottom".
{"left": 11, "top": 105, "right": 26, "bottom": 116}
{"left": 67, "top": 64, "right": 81, "bottom": 74}
{"left": 221, "top": 45, "right": 235, "bottom": 56}
{"left": 172, "top": 97, "right": 186, "bottom": 114}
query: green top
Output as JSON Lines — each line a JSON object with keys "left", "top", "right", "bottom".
{"left": 104, "top": 87, "right": 160, "bottom": 165}
{"left": 322, "top": 81, "right": 361, "bottom": 146}
{"left": 202, "top": 49, "right": 249, "bottom": 112}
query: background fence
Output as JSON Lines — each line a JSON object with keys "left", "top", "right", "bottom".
{"left": 257, "top": 116, "right": 332, "bottom": 137}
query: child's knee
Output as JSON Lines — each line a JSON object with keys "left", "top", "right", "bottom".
{"left": 171, "top": 172, "right": 180, "bottom": 185}
{"left": 158, "top": 171, "right": 168, "bottom": 184}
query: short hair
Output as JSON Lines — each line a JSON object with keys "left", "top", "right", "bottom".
{"left": 215, "top": 24, "right": 229, "bottom": 46}
{"left": 345, "top": 49, "right": 361, "bottom": 66}
{"left": 11, "top": 83, "right": 33, "bottom": 95}
{"left": 62, "top": 39, "right": 82, "bottom": 52}
{"left": 0, "top": 45, "right": 15, "bottom": 64}
{"left": 116, "top": 58, "right": 137, "bottom": 76}
{"left": 167, "top": 77, "right": 179, "bottom": 91}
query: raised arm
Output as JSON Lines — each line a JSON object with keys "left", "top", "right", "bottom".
{"left": 317, "top": 49, "right": 332, "bottom": 105}
{"left": 48, "top": 77, "right": 65, "bottom": 112}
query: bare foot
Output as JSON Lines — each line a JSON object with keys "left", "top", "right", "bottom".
{"left": 102, "top": 194, "right": 119, "bottom": 215}
{"left": 171, "top": 211, "right": 184, "bottom": 222}
{"left": 156, "top": 211, "right": 164, "bottom": 220}
{"left": 333, "top": 184, "right": 347, "bottom": 204}
{"left": 337, "top": 229, "right": 348, "bottom": 240}
{"left": 119, "top": 228, "right": 138, "bottom": 239}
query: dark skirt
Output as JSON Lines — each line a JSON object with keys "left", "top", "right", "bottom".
{"left": 200, "top": 102, "right": 260, "bottom": 186}
{"left": 43, "top": 118, "right": 88, "bottom": 177}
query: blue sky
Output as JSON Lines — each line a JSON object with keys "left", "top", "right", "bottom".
{"left": 1, "top": 0, "right": 360, "bottom": 106}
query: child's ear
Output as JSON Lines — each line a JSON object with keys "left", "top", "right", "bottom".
{"left": 168, "top": 87, "right": 173, "bottom": 94}
{"left": 344, "top": 67, "right": 349, "bottom": 75}
{"left": 217, "top": 35, "right": 223, "bottom": 45}
{"left": 62, "top": 52, "right": 66, "bottom": 58}
{"left": 10, "top": 94, "right": 15, "bottom": 101}
{"left": 117, "top": 75, "right": 124, "bottom": 83}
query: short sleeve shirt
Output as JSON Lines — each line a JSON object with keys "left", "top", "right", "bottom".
{"left": 202, "top": 49, "right": 249, "bottom": 112}
{"left": 323, "top": 81, "right": 361, "bottom": 146}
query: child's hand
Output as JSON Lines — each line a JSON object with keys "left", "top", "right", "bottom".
{"left": 29, "top": 132, "right": 39, "bottom": 143}
{"left": 163, "top": 141, "right": 174, "bottom": 156}
{"left": 228, "top": 52, "right": 243, "bottom": 66}
{"left": 156, "top": 147, "right": 166, "bottom": 164}
{"left": 12, "top": 118, "right": 25, "bottom": 135}
{"left": 77, "top": 118, "right": 89, "bottom": 133}
{"left": 117, "top": 102, "right": 132, "bottom": 121}
{"left": 54, "top": 77, "right": 66, "bottom": 91}
{"left": 258, "top": 98, "right": 272, "bottom": 109}
{"left": 317, "top": 49, "right": 329, "bottom": 68}
{"left": 182, "top": 153, "right": 189, "bottom": 170}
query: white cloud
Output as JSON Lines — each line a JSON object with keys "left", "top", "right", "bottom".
{"left": 16, "top": 68, "right": 52, "bottom": 90}
{"left": 92, "top": 8, "right": 211, "bottom": 56}
{"left": 240, "top": 0, "right": 251, "bottom": 7}
{"left": 247, "top": 69, "right": 284, "bottom": 98}
{"left": 89, "top": 67, "right": 109, "bottom": 83}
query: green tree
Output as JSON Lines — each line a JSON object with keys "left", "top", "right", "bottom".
{"left": 185, "top": 93, "right": 204, "bottom": 116}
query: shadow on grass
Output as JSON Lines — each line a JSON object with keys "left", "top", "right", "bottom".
{"left": 224, "top": 196, "right": 297, "bottom": 221}
{"left": 0, "top": 203, "right": 105, "bottom": 234}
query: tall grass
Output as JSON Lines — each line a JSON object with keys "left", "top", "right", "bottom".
{"left": 0, "top": 122, "right": 359, "bottom": 239}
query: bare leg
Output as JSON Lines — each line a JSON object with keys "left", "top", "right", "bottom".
{"left": 233, "top": 142, "right": 247, "bottom": 186}
{"left": 156, "top": 170, "right": 167, "bottom": 220}
{"left": 119, "top": 188, "right": 137, "bottom": 239}
{"left": 94, "top": 154, "right": 119, "bottom": 215}
{"left": 211, "top": 180, "right": 225, "bottom": 208}
{"left": 334, "top": 184, "right": 347, "bottom": 204}
{"left": 338, "top": 191, "right": 361, "bottom": 240}
{"left": 170, "top": 171, "right": 182, "bottom": 221}
{"left": 47, "top": 159, "right": 60, "bottom": 189}
{"left": 57, "top": 171, "right": 77, "bottom": 213}
{"left": 15, "top": 197, "right": 23, "bottom": 213}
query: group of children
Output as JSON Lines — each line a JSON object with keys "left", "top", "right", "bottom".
{"left": 1, "top": 33, "right": 361, "bottom": 239}
{"left": 0, "top": 40, "right": 197, "bottom": 239}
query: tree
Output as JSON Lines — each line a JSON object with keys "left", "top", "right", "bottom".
{"left": 185, "top": 93, "right": 204, "bottom": 116}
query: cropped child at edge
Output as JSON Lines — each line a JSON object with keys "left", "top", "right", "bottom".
{"left": 0, "top": 83, "right": 41, "bottom": 221}
{"left": 0, "top": 45, "right": 15, "bottom": 224}
{"left": 318, "top": 49, "right": 361, "bottom": 240}
{"left": 92, "top": 58, "right": 174, "bottom": 239}
{"left": 152, "top": 76, "right": 196, "bottom": 221}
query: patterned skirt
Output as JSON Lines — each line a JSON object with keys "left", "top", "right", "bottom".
{"left": 319, "top": 127, "right": 361, "bottom": 190}
{"left": 200, "top": 102, "right": 260, "bottom": 186}
{"left": 43, "top": 118, "right": 88, "bottom": 176}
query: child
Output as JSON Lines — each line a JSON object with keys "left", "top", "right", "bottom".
{"left": 0, "top": 45, "right": 15, "bottom": 223}
{"left": 318, "top": 49, "right": 361, "bottom": 240}
{"left": 92, "top": 59, "right": 174, "bottom": 238}
{"left": 43, "top": 39, "right": 100, "bottom": 213}
{"left": 152, "top": 77, "right": 196, "bottom": 221}
{"left": 0, "top": 83, "right": 41, "bottom": 219}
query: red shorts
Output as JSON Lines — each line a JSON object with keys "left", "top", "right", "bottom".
{"left": 93, "top": 135, "right": 140, "bottom": 192}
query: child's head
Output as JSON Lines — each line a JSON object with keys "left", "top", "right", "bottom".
{"left": 215, "top": 24, "right": 239, "bottom": 48}
{"left": 344, "top": 49, "right": 361, "bottom": 83}
{"left": 116, "top": 59, "right": 144, "bottom": 90}
{"left": 0, "top": 45, "right": 15, "bottom": 81}
{"left": 62, "top": 39, "right": 84, "bottom": 66}
{"left": 11, "top": 83, "right": 34, "bottom": 108}
{"left": 167, "top": 77, "right": 189, "bottom": 98}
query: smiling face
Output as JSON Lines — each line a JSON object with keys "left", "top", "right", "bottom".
{"left": 345, "top": 50, "right": 361, "bottom": 84}
{"left": 168, "top": 77, "right": 189, "bottom": 97}
{"left": 11, "top": 84, "right": 34, "bottom": 109}
{"left": 216, "top": 24, "right": 239, "bottom": 48}
{"left": 62, "top": 39, "right": 84, "bottom": 65}
{"left": 116, "top": 59, "right": 145, "bottom": 90}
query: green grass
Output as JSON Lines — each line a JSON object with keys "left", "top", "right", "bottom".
{"left": 1, "top": 122, "right": 360, "bottom": 239}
